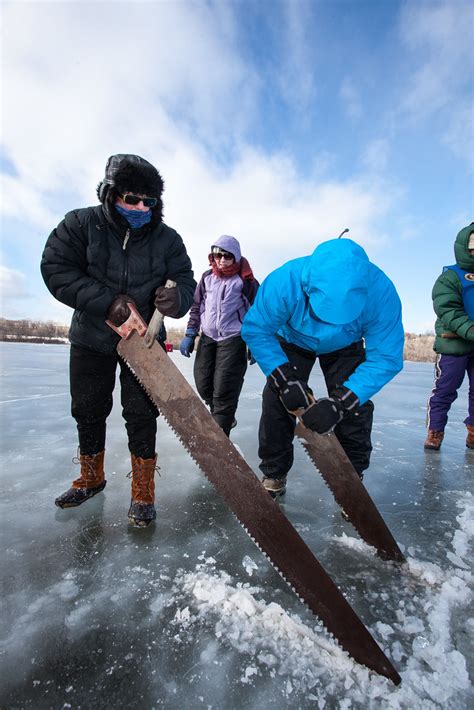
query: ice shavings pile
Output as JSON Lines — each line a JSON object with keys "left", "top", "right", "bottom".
{"left": 168, "top": 493, "right": 473, "bottom": 708}
{"left": 171, "top": 559, "right": 372, "bottom": 703}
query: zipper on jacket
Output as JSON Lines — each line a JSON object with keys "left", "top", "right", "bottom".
{"left": 121, "top": 229, "right": 130, "bottom": 292}
{"left": 123, "top": 229, "right": 130, "bottom": 250}
{"left": 217, "top": 283, "right": 226, "bottom": 337}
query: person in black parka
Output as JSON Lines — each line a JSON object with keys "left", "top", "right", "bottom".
{"left": 41, "top": 154, "right": 195, "bottom": 527}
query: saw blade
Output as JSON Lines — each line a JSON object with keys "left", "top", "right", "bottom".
{"left": 295, "top": 423, "right": 405, "bottom": 563}
{"left": 118, "top": 333, "right": 401, "bottom": 684}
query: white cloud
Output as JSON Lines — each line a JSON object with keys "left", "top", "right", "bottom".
{"left": 1, "top": 175, "right": 59, "bottom": 229}
{"left": 0, "top": 262, "right": 73, "bottom": 322}
{"left": 398, "top": 0, "right": 474, "bottom": 159}
{"left": 277, "top": 0, "right": 318, "bottom": 111}
{"left": 1, "top": 1, "right": 257, "bottom": 188}
{"left": 123, "top": 139, "right": 396, "bottom": 295}
{"left": 442, "top": 101, "right": 474, "bottom": 162}
{"left": 0, "top": 265, "right": 29, "bottom": 302}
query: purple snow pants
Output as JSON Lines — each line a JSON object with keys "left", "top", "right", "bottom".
{"left": 427, "top": 353, "right": 474, "bottom": 431}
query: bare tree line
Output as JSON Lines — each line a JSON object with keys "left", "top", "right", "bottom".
{"left": 0, "top": 318, "right": 69, "bottom": 343}
{"left": 403, "top": 332, "right": 436, "bottom": 363}
{"left": 1, "top": 318, "right": 436, "bottom": 361}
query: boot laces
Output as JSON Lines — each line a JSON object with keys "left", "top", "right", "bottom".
{"left": 72, "top": 449, "right": 102, "bottom": 486}
{"left": 127, "top": 459, "right": 160, "bottom": 500}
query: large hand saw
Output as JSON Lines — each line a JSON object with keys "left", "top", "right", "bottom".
{"left": 295, "top": 423, "right": 405, "bottom": 563}
{"left": 107, "top": 291, "right": 401, "bottom": 685}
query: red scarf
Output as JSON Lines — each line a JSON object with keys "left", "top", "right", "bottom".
{"left": 209, "top": 255, "right": 254, "bottom": 280}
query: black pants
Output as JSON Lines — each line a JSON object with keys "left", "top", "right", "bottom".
{"left": 259, "top": 340, "right": 374, "bottom": 479}
{"left": 70, "top": 344, "right": 158, "bottom": 458}
{"left": 193, "top": 334, "right": 247, "bottom": 435}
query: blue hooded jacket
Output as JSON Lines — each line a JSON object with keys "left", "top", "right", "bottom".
{"left": 241, "top": 238, "right": 404, "bottom": 404}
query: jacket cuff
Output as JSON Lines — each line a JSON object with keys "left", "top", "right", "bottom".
{"left": 332, "top": 386, "right": 359, "bottom": 412}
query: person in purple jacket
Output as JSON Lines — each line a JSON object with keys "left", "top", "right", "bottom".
{"left": 180, "top": 235, "right": 259, "bottom": 435}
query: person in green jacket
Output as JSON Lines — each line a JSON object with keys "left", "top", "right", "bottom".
{"left": 424, "top": 223, "right": 474, "bottom": 450}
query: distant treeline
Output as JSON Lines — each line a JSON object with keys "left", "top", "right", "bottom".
{"left": 0, "top": 318, "right": 69, "bottom": 344}
{"left": 0, "top": 318, "right": 436, "bottom": 361}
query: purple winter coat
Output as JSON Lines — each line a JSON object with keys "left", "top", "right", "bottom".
{"left": 186, "top": 235, "right": 259, "bottom": 341}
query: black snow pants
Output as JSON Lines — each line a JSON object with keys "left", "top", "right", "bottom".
{"left": 70, "top": 344, "right": 158, "bottom": 458}
{"left": 259, "top": 340, "right": 374, "bottom": 479}
{"left": 193, "top": 333, "right": 247, "bottom": 436}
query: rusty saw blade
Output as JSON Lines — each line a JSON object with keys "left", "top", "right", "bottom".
{"left": 116, "top": 327, "right": 401, "bottom": 684}
{"left": 295, "top": 423, "right": 405, "bottom": 563}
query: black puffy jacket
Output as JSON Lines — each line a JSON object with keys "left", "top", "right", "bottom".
{"left": 41, "top": 204, "right": 195, "bottom": 353}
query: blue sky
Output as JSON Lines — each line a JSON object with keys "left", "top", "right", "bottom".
{"left": 1, "top": 0, "right": 473, "bottom": 333}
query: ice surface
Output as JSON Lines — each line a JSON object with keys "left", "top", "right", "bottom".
{"left": 0, "top": 343, "right": 473, "bottom": 708}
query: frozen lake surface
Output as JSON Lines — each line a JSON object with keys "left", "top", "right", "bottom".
{"left": 0, "top": 342, "right": 472, "bottom": 709}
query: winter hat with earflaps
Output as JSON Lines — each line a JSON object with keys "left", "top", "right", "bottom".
{"left": 97, "top": 154, "right": 163, "bottom": 200}
{"left": 97, "top": 154, "right": 164, "bottom": 223}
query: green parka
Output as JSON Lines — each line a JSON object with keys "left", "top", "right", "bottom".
{"left": 432, "top": 223, "right": 474, "bottom": 355}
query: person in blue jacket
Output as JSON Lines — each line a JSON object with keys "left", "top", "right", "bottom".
{"left": 241, "top": 236, "right": 404, "bottom": 497}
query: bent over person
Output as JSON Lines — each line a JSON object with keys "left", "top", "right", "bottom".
{"left": 41, "top": 154, "right": 195, "bottom": 526}
{"left": 179, "top": 235, "right": 259, "bottom": 435}
{"left": 241, "top": 236, "right": 404, "bottom": 497}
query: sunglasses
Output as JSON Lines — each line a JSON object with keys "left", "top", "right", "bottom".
{"left": 120, "top": 193, "right": 158, "bottom": 208}
{"left": 212, "top": 249, "right": 234, "bottom": 260}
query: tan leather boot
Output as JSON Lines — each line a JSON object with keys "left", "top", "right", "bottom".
{"left": 424, "top": 430, "right": 444, "bottom": 450}
{"left": 466, "top": 425, "right": 474, "bottom": 450}
{"left": 128, "top": 454, "right": 157, "bottom": 527}
{"left": 55, "top": 450, "right": 106, "bottom": 508}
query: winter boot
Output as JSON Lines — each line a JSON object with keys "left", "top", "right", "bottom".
{"left": 55, "top": 450, "right": 106, "bottom": 508}
{"left": 424, "top": 430, "right": 444, "bottom": 451}
{"left": 128, "top": 454, "right": 157, "bottom": 528}
{"left": 262, "top": 476, "right": 287, "bottom": 498}
{"left": 466, "top": 425, "right": 474, "bottom": 450}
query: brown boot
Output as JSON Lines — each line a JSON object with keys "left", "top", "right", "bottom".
{"left": 55, "top": 450, "right": 106, "bottom": 508}
{"left": 466, "top": 425, "right": 474, "bottom": 450}
{"left": 128, "top": 454, "right": 157, "bottom": 527}
{"left": 424, "top": 430, "right": 444, "bottom": 451}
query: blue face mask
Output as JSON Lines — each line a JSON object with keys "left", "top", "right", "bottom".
{"left": 115, "top": 204, "right": 152, "bottom": 228}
